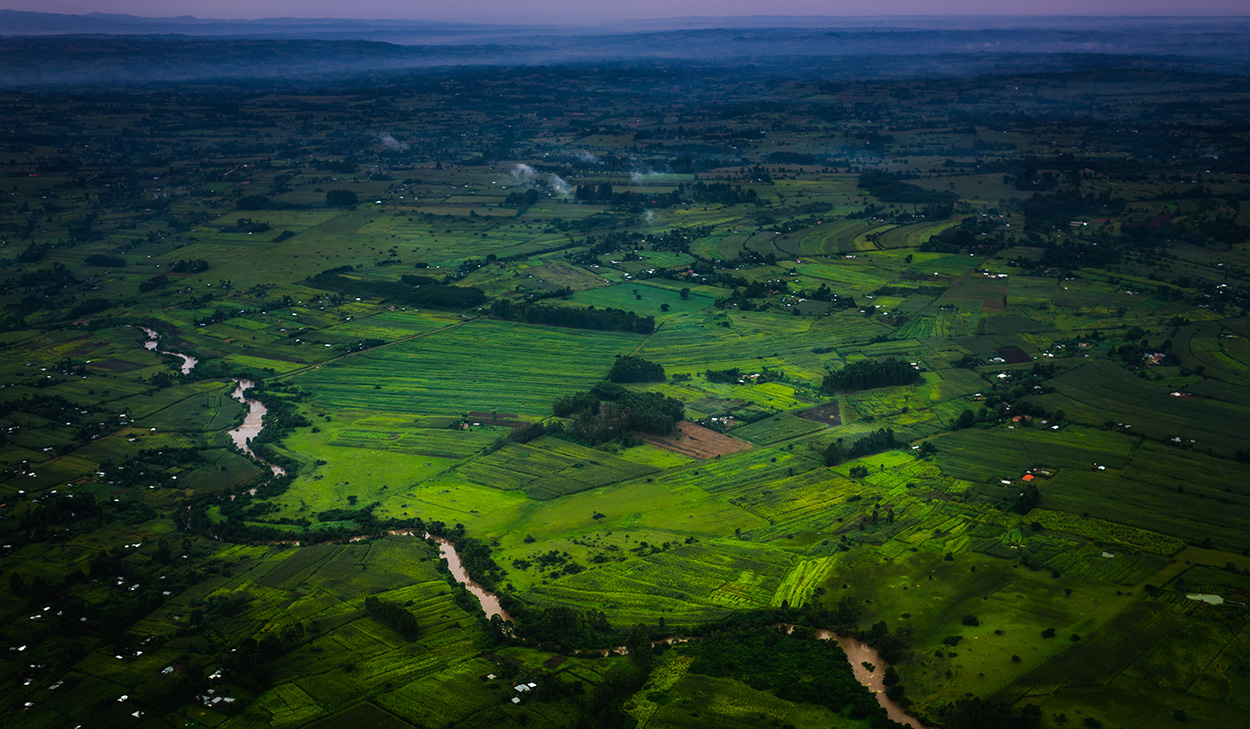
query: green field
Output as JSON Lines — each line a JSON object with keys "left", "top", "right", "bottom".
{"left": 3, "top": 45, "right": 1250, "bottom": 729}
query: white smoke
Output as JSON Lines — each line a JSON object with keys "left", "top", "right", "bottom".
{"left": 377, "top": 134, "right": 407, "bottom": 150}
{"left": 549, "top": 174, "right": 571, "bottom": 195}
{"left": 574, "top": 150, "right": 600, "bottom": 164}
{"left": 511, "top": 163, "right": 537, "bottom": 182}
{"left": 629, "top": 164, "right": 660, "bottom": 183}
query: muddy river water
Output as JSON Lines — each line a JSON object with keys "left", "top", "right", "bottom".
{"left": 382, "top": 530, "right": 511, "bottom": 621}
{"left": 823, "top": 630, "right": 928, "bottom": 728}
{"left": 226, "top": 379, "right": 285, "bottom": 476}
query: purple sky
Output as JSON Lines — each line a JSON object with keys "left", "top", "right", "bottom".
{"left": 0, "top": 0, "right": 1242, "bottom": 22}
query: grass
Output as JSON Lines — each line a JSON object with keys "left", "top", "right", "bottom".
{"left": 566, "top": 282, "right": 715, "bottom": 319}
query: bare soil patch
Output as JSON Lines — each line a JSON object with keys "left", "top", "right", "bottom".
{"left": 637, "top": 420, "right": 753, "bottom": 459}
{"left": 798, "top": 402, "right": 842, "bottom": 426}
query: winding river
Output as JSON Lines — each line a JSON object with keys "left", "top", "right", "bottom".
{"left": 227, "top": 379, "right": 285, "bottom": 476}
{"left": 823, "top": 630, "right": 928, "bottom": 728}
{"left": 432, "top": 536, "right": 512, "bottom": 622}
{"left": 134, "top": 327, "right": 920, "bottom": 726}
{"left": 138, "top": 326, "right": 198, "bottom": 375}
{"left": 383, "top": 530, "right": 511, "bottom": 622}
{"left": 136, "top": 326, "right": 284, "bottom": 476}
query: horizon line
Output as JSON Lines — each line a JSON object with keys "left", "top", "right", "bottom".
{"left": 6, "top": 10, "right": 1250, "bottom": 24}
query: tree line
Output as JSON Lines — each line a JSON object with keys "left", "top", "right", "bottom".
{"left": 304, "top": 268, "right": 488, "bottom": 309}
{"left": 364, "top": 596, "right": 420, "bottom": 640}
{"left": 858, "top": 169, "right": 958, "bottom": 205}
{"left": 490, "top": 299, "right": 655, "bottom": 334}
{"left": 822, "top": 357, "right": 921, "bottom": 392}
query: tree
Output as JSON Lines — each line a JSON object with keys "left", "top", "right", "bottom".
{"left": 824, "top": 428, "right": 899, "bottom": 466}
{"left": 1015, "top": 483, "right": 1041, "bottom": 515}
{"left": 822, "top": 358, "right": 921, "bottom": 392}
{"left": 607, "top": 355, "right": 665, "bottom": 383}
{"left": 325, "top": 189, "right": 358, "bottom": 207}
{"left": 625, "top": 623, "right": 654, "bottom": 669}
{"left": 237, "top": 194, "right": 271, "bottom": 210}
{"left": 364, "top": 596, "right": 419, "bottom": 640}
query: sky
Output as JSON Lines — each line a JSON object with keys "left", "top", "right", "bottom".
{"left": 0, "top": 0, "right": 1242, "bottom": 23}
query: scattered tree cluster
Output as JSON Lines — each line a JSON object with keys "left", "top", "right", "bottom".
{"left": 552, "top": 380, "right": 684, "bottom": 445}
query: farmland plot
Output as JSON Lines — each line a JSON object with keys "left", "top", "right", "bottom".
{"left": 293, "top": 320, "right": 639, "bottom": 417}
{"left": 529, "top": 540, "right": 796, "bottom": 624}
{"left": 457, "top": 436, "right": 657, "bottom": 499}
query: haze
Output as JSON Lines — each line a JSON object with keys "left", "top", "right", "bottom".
{"left": 0, "top": 0, "right": 1245, "bottom": 22}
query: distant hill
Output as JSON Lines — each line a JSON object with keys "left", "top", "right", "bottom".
{"left": 0, "top": 9, "right": 516, "bottom": 37}
{"left": 2, "top": 12, "right": 1249, "bottom": 87}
